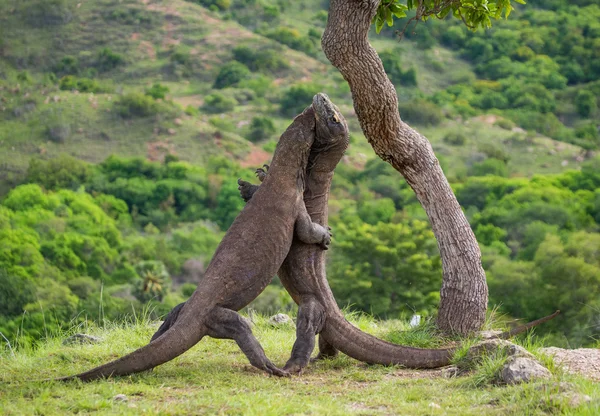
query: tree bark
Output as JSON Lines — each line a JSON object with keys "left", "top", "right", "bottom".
{"left": 322, "top": 0, "right": 488, "bottom": 334}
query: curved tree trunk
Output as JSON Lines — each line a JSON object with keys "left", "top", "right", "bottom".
{"left": 322, "top": 0, "right": 488, "bottom": 334}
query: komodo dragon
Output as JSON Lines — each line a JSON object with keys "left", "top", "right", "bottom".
{"left": 56, "top": 102, "right": 332, "bottom": 381}
{"left": 238, "top": 94, "right": 560, "bottom": 373}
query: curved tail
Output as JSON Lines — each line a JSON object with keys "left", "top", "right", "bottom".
{"left": 57, "top": 303, "right": 209, "bottom": 381}
{"left": 321, "top": 312, "right": 453, "bottom": 368}
{"left": 321, "top": 310, "right": 561, "bottom": 369}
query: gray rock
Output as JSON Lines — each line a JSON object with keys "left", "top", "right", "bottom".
{"left": 500, "top": 356, "right": 552, "bottom": 384}
{"left": 113, "top": 394, "right": 128, "bottom": 402}
{"left": 479, "top": 330, "right": 503, "bottom": 339}
{"left": 441, "top": 365, "right": 460, "bottom": 378}
{"left": 62, "top": 334, "right": 103, "bottom": 345}
{"left": 268, "top": 313, "right": 293, "bottom": 326}
{"left": 550, "top": 392, "right": 592, "bottom": 407}
{"left": 467, "top": 339, "right": 534, "bottom": 361}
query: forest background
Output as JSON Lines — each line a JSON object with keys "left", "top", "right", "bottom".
{"left": 0, "top": 0, "right": 599, "bottom": 350}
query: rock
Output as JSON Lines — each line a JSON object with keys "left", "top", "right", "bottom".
{"left": 428, "top": 402, "right": 441, "bottom": 409}
{"left": 468, "top": 339, "right": 534, "bottom": 361}
{"left": 441, "top": 366, "right": 460, "bottom": 378}
{"left": 561, "top": 160, "right": 569, "bottom": 166}
{"left": 174, "top": 118, "right": 183, "bottom": 126}
{"left": 268, "top": 313, "right": 293, "bottom": 326}
{"left": 550, "top": 392, "right": 592, "bottom": 407}
{"left": 479, "top": 330, "right": 503, "bottom": 339}
{"left": 534, "top": 381, "right": 575, "bottom": 393}
{"left": 168, "top": 128, "right": 177, "bottom": 135}
{"left": 63, "top": 334, "right": 103, "bottom": 345}
{"left": 113, "top": 394, "right": 128, "bottom": 402}
{"left": 500, "top": 356, "right": 551, "bottom": 384}
{"left": 540, "top": 347, "right": 600, "bottom": 381}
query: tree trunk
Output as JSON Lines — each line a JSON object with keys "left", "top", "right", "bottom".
{"left": 322, "top": 0, "right": 488, "bottom": 335}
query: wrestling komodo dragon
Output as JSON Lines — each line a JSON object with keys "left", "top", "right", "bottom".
{"left": 56, "top": 102, "right": 331, "bottom": 381}
{"left": 238, "top": 94, "right": 560, "bottom": 373}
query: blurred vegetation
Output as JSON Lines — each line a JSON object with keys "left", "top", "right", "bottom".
{"left": 0, "top": 0, "right": 599, "bottom": 350}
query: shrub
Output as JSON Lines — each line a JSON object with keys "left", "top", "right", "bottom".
{"left": 477, "top": 143, "right": 510, "bottom": 163}
{"left": 280, "top": 83, "right": 319, "bottom": 116}
{"left": 574, "top": 90, "right": 597, "bottom": 118}
{"left": 398, "top": 99, "right": 444, "bottom": 126}
{"left": 264, "top": 27, "right": 316, "bottom": 56}
{"left": 494, "top": 118, "right": 515, "bottom": 130}
{"left": 248, "top": 116, "right": 276, "bottom": 142}
{"left": 55, "top": 55, "right": 79, "bottom": 75}
{"left": 443, "top": 131, "right": 467, "bottom": 146}
{"left": 115, "top": 93, "right": 159, "bottom": 118}
{"left": 469, "top": 159, "right": 509, "bottom": 177}
{"left": 59, "top": 76, "right": 102, "bottom": 93}
{"left": 213, "top": 62, "right": 251, "bottom": 89}
{"left": 26, "top": 154, "right": 90, "bottom": 190}
{"left": 379, "top": 50, "right": 418, "bottom": 87}
{"left": 96, "top": 47, "right": 124, "bottom": 72}
{"left": 145, "top": 83, "right": 170, "bottom": 100}
{"left": 27, "top": 0, "right": 73, "bottom": 26}
{"left": 202, "top": 93, "right": 237, "bottom": 114}
{"left": 232, "top": 46, "right": 289, "bottom": 73}
{"left": 187, "top": 0, "right": 231, "bottom": 11}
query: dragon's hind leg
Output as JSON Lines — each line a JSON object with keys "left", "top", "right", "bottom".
{"left": 283, "top": 297, "right": 327, "bottom": 374}
{"left": 206, "top": 307, "right": 289, "bottom": 377}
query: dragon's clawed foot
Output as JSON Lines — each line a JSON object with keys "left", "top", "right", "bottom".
{"left": 255, "top": 164, "right": 269, "bottom": 183}
{"left": 263, "top": 362, "right": 290, "bottom": 377}
{"left": 237, "top": 178, "right": 255, "bottom": 202}
{"left": 282, "top": 360, "right": 305, "bottom": 375}
{"left": 319, "top": 226, "right": 333, "bottom": 250}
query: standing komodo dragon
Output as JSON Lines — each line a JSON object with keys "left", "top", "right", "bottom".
{"left": 56, "top": 102, "right": 331, "bottom": 381}
{"left": 238, "top": 94, "right": 560, "bottom": 373}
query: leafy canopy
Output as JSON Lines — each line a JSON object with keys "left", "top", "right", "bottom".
{"left": 374, "top": 0, "right": 526, "bottom": 34}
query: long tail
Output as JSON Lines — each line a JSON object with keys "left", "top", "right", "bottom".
{"left": 321, "top": 313, "right": 454, "bottom": 368}
{"left": 497, "top": 310, "right": 560, "bottom": 340}
{"left": 57, "top": 302, "right": 210, "bottom": 381}
{"left": 321, "top": 309, "right": 560, "bottom": 369}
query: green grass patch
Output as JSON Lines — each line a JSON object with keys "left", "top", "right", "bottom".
{"left": 1, "top": 314, "right": 598, "bottom": 415}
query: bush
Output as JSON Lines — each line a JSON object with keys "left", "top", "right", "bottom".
{"left": 574, "top": 90, "right": 597, "bottom": 118}
{"left": 398, "top": 99, "right": 444, "bottom": 126}
{"left": 115, "top": 93, "right": 159, "bottom": 118}
{"left": 477, "top": 143, "right": 510, "bottom": 163}
{"left": 96, "top": 48, "right": 123, "bottom": 72}
{"left": 379, "top": 50, "right": 418, "bottom": 87}
{"left": 443, "top": 131, "right": 467, "bottom": 146}
{"left": 213, "top": 62, "right": 251, "bottom": 89}
{"left": 248, "top": 116, "right": 276, "bottom": 142}
{"left": 187, "top": 0, "right": 231, "bottom": 11}
{"left": 26, "top": 154, "right": 90, "bottom": 191}
{"left": 232, "top": 46, "right": 289, "bottom": 73}
{"left": 54, "top": 55, "right": 79, "bottom": 75}
{"left": 27, "top": 0, "right": 73, "bottom": 26}
{"left": 202, "top": 93, "right": 237, "bottom": 114}
{"left": 469, "top": 159, "right": 509, "bottom": 177}
{"left": 264, "top": 27, "right": 316, "bottom": 56}
{"left": 45, "top": 112, "right": 71, "bottom": 143}
{"left": 494, "top": 118, "right": 515, "bottom": 130}
{"left": 280, "top": 83, "right": 319, "bottom": 117}
{"left": 59, "top": 76, "right": 102, "bottom": 93}
{"left": 145, "top": 83, "right": 170, "bottom": 100}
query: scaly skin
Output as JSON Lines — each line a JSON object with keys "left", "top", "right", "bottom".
{"left": 56, "top": 104, "right": 331, "bottom": 381}
{"left": 240, "top": 94, "right": 557, "bottom": 373}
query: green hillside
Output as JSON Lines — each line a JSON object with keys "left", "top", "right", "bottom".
{"left": 1, "top": 0, "right": 600, "bottom": 349}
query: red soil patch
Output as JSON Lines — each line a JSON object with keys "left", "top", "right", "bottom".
{"left": 240, "top": 147, "right": 271, "bottom": 168}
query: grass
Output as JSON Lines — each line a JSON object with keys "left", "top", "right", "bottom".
{"left": 1, "top": 313, "right": 598, "bottom": 415}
